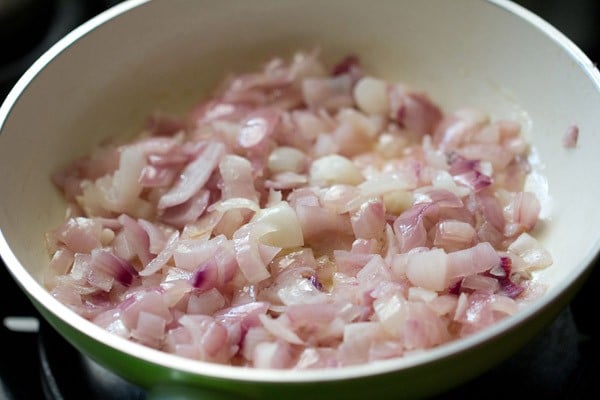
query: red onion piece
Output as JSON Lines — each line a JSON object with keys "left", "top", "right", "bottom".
{"left": 91, "top": 249, "right": 137, "bottom": 287}
{"left": 562, "top": 124, "right": 579, "bottom": 148}
{"left": 190, "top": 260, "right": 219, "bottom": 292}
{"left": 331, "top": 55, "right": 360, "bottom": 76}
{"left": 158, "top": 141, "right": 225, "bottom": 209}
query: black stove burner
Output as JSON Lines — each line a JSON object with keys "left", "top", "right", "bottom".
{"left": 0, "top": 0, "right": 124, "bottom": 99}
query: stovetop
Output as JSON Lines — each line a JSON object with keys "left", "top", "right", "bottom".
{"left": 1, "top": 1, "right": 599, "bottom": 399}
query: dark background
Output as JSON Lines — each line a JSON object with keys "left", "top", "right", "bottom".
{"left": 1, "top": 1, "right": 599, "bottom": 399}
{"left": 1, "top": 0, "right": 599, "bottom": 99}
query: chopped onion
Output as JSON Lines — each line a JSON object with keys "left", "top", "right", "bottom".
{"left": 507, "top": 232, "right": 553, "bottom": 269}
{"left": 267, "top": 146, "right": 307, "bottom": 174}
{"left": 251, "top": 201, "right": 304, "bottom": 248}
{"left": 405, "top": 248, "right": 448, "bottom": 291}
{"left": 447, "top": 242, "right": 501, "bottom": 279}
{"left": 353, "top": 76, "right": 389, "bottom": 115}
{"left": 44, "top": 49, "right": 553, "bottom": 370}
{"left": 562, "top": 124, "right": 579, "bottom": 148}
{"left": 309, "top": 154, "right": 364, "bottom": 186}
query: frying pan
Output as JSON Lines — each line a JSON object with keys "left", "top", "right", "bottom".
{"left": 1, "top": 1, "right": 600, "bottom": 398}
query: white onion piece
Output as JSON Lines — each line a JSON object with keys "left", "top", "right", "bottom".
{"left": 507, "top": 232, "right": 553, "bottom": 269}
{"left": 461, "top": 274, "right": 500, "bottom": 293}
{"left": 433, "top": 220, "right": 476, "bottom": 250}
{"left": 219, "top": 154, "right": 259, "bottom": 202}
{"left": 252, "top": 341, "right": 294, "bottom": 369}
{"left": 446, "top": 242, "right": 500, "bottom": 279}
{"left": 427, "top": 294, "right": 458, "bottom": 316}
{"left": 265, "top": 172, "right": 309, "bottom": 190}
{"left": 309, "top": 154, "right": 364, "bottom": 186}
{"left": 353, "top": 76, "right": 389, "bottom": 115}
{"left": 178, "top": 315, "right": 229, "bottom": 360}
{"left": 258, "top": 314, "right": 303, "bottom": 345}
{"left": 208, "top": 198, "right": 260, "bottom": 214}
{"left": 339, "top": 322, "right": 386, "bottom": 365}
{"left": 351, "top": 200, "right": 386, "bottom": 241}
{"left": 321, "top": 184, "right": 362, "bottom": 213}
{"left": 382, "top": 189, "right": 413, "bottom": 215}
{"left": 524, "top": 170, "right": 552, "bottom": 219}
{"left": 138, "top": 231, "right": 179, "bottom": 277}
{"left": 490, "top": 294, "right": 519, "bottom": 315}
{"left": 506, "top": 191, "right": 541, "bottom": 233}
{"left": 161, "top": 279, "right": 192, "bottom": 308}
{"left": 432, "top": 170, "right": 470, "bottom": 198}
{"left": 393, "top": 204, "right": 431, "bottom": 253}
{"left": 46, "top": 248, "right": 75, "bottom": 287}
{"left": 242, "top": 326, "right": 272, "bottom": 361}
{"left": 302, "top": 75, "right": 354, "bottom": 111}
{"left": 233, "top": 223, "right": 276, "bottom": 284}
{"left": 158, "top": 142, "right": 225, "bottom": 209}
{"left": 402, "top": 302, "right": 449, "bottom": 350}
{"left": 120, "top": 289, "right": 172, "bottom": 331}
{"left": 137, "top": 219, "right": 167, "bottom": 255}
{"left": 104, "top": 145, "right": 147, "bottom": 213}
{"left": 252, "top": 201, "right": 304, "bottom": 248}
{"left": 187, "top": 288, "right": 226, "bottom": 315}
{"left": 54, "top": 217, "right": 103, "bottom": 254}
{"left": 404, "top": 248, "right": 448, "bottom": 291}
{"left": 133, "top": 311, "right": 166, "bottom": 344}
{"left": 267, "top": 146, "right": 307, "bottom": 174}
{"left": 374, "top": 294, "right": 406, "bottom": 337}
{"left": 333, "top": 109, "right": 381, "bottom": 157}
{"left": 408, "top": 287, "right": 438, "bottom": 302}
{"left": 239, "top": 109, "right": 280, "bottom": 149}
{"left": 93, "top": 309, "right": 128, "bottom": 337}
{"left": 118, "top": 214, "right": 152, "bottom": 266}
{"left": 358, "top": 175, "right": 413, "bottom": 198}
